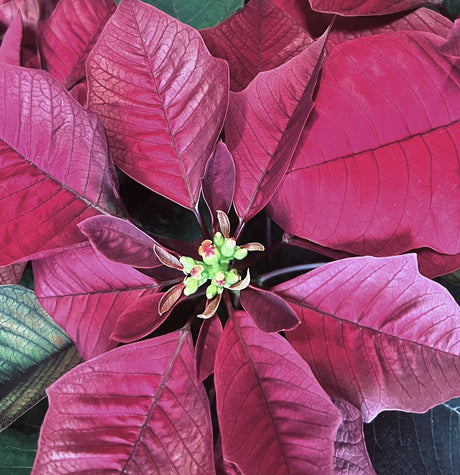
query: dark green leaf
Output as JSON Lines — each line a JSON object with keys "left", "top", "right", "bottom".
{"left": 0, "top": 285, "right": 81, "bottom": 430}
{"left": 0, "top": 428, "right": 38, "bottom": 474}
{"left": 364, "top": 398, "right": 460, "bottom": 474}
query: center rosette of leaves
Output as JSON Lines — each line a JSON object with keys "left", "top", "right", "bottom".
{"left": 180, "top": 232, "right": 249, "bottom": 299}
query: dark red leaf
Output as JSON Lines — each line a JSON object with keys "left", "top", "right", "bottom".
{"left": 38, "top": 0, "right": 116, "bottom": 88}
{"left": 333, "top": 398, "right": 375, "bottom": 474}
{"left": 87, "top": 0, "right": 228, "bottom": 210}
{"left": 240, "top": 285, "right": 299, "bottom": 332}
{"left": 0, "top": 13, "right": 21, "bottom": 64}
{"left": 274, "top": 254, "right": 460, "bottom": 421}
{"left": 309, "top": 0, "right": 442, "bottom": 16}
{"left": 0, "top": 262, "right": 25, "bottom": 284}
{"left": 270, "top": 31, "right": 460, "bottom": 271}
{"left": 201, "top": 0, "right": 313, "bottom": 91}
{"left": 225, "top": 30, "right": 328, "bottom": 224}
{"left": 201, "top": 141, "right": 235, "bottom": 228}
{"left": 441, "top": 18, "right": 460, "bottom": 58}
{"left": 271, "top": 0, "right": 310, "bottom": 29}
{"left": 111, "top": 292, "right": 169, "bottom": 344}
{"left": 215, "top": 311, "right": 342, "bottom": 473}
{"left": 195, "top": 314, "right": 223, "bottom": 382}
{"left": 79, "top": 215, "right": 163, "bottom": 268}
{"left": 33, "top": 330, "right": 215, "bottom": 474}
{"left": 417, "top": 248, "right": 460, "bottom": 279}
{"left": 0, "top": 64, "right": 122, "bottom": 266}
{"left": 33, "top": 242, "right": 160, "bottom": 360}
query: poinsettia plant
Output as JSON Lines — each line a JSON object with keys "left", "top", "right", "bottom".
{"left": 1, "top": 0, "right": 460, "bottom": 472}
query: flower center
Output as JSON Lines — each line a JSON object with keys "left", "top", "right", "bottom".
{"left": 180, "top": 232, "right": 250, "bottom": 299}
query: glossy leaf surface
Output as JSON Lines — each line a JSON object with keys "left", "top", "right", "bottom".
{"left": 240, "top": 285, "right": 299, "bottom": 332}
{"left": 33, "top": 242, "right": 160, "bottom": 360}
{"left": 270, "top": 31, "right": 460, "bottom": 267}
{"left": 200, "top": 0, "right": 313, "bottom": 91}
{"left": 79, "top": 215, "right": 162, "bottom": 268}
{"left": 39, "top": 0, "right": 116, "bottom": 88}
{"left": 226, "top": 31, "right": 327, "bottom": 224}
{"left": 0, "top": 285, "right": 81, "bottom": 430}
{"left": 275, "top": 255, "right": 460, "bottom": 421}
{"left": 87, "top": 0, "right": 229, "bottom": 209}
{"left": 33, "top": 330, "right": 215, "bottom": 474}
{"left": 0, "top": 63, "right": 121, "bottom": 266}
{"left": 215, "top": 311, "right": 341, "bottom": 474}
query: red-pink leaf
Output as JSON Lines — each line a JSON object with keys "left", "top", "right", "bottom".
{"left": 38, "top": 0, "right": 116, "bottom": 88}
{"left": 271, "top": 0, "right": 310, "bottom": 29}
{"left": 274, "top": 254, "right": 460, "bottom": 421}
{"left": 79, "top": 215, "right": 162, "bottom": 268}
{"left": 33, "top": 242, "right": 160, "bottom": 359}
{"left": 201, "top": 0, "right": 313, "bottom": 91}
{"left": 240, "top": 285, "right": 299, "bottom": 332}
{"left": 215, "top": 311, "right": 342, "bottom": 473}
{"left": 309, "top": 0, "right": 442, "bottom": 15}
{"left": 328, "top": 7, "right": 452, "bottom": 50}
{"left": 0, "top": 0, "right": 58, "bottom": 26}
{"left": 0, "top": 64, "right": 122, "bottom": 266}
{"left": 33, "top": 330, "right": 215, "bottom": 474}
{"left": 111, "top": 293, "right": 168, "bottom": 344}
{"left": 333, "top": 398, "right": 375, "bottom": 474}
{"left": 225, "top": 30, "right": 328, "bottom": 224}
{"left": 441, "top": 18, "right": 460, "bottom": 58}
{"left": 417, "top": 248, "right": 460, "bottom": 279}
{"left": 270, "top": 31, "right": 460, "bottom": 268}
{"left": 0, "top": 13, "right": 21, "bottom": 64}
{"left": 0, "top": 262, "right": 25, "bottom": 284}
{"left": 195, "top": 314, "right": 223, "bottom": 382}
{"left": 87, "top": 0, "right": 228, "bottom": 210}
{"left": 201, "top": 141, "right": 235, "bottom": 226}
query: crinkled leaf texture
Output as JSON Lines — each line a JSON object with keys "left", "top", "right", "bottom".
{"left": 0, "top": 262, "right": 25, "bottom": 284}
{"left": 333, "top": 398, "right": 375, "bottom": 474}
{"left": 270, "top": 31, "right": 460, "bottom": 273}
{"left": 38, "top": 0, "right": 116, "bottom": 88}
{"left": 0, "top": 63, "right": 122, "bottom": 266}
{"left": 274, "top": 254, "right": 460, "bottom": 422}
{"left": 33, "top": 330, "right": 215, "bottom": 474}
{"left": 0, "top": 285, "right": 81, "bottom": 430}
{"left": 309, "top": 0, "right": 442, "bottom": 15}
{"left": 200, "top": 0, "right": 313, "bottom": 91}
{"left": 33, "top": 242, "right": 160, "bottom": 360}
{"left": 88, "top": 0, "right": 229, "bottom": 209}
{"left": 225, "top": 31, "right": 328, "bottom": 224}
{"left": 215, "top": 311, "right": 342, "bottom": 474}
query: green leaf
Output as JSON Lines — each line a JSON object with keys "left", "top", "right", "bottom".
{"left": 0, "top": 285, "right": 81, "bottom": 430}
{"left": 116, "top": 0, "right": 244, "bottom": 28}
{"left": 444, "top": 0, "right": 460, "bottom": 20}
{"left": 0, "top": 428, "right": 38, "bottom": 474}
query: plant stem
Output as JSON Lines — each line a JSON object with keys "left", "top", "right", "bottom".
{"left": 193, "top": 204, "right": 211, "bottom": 239}
{"left": 257, "top": 263, "right": 326, "bottom": 286}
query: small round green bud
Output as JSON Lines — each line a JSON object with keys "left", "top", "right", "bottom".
{"left": 180, "top": 256, "right": 197, "bottom": 274}
{"left": 221, "top": 237, "right": 237, "bottom": 257}
{"left": 206, "top": 283, "right": 218, "bottom": 300}
{"left": 213, "top": 232, "right": 224, "bottom": 247}
{"left": 183, "top": 277, "right": 199, "bottom": 296}
{"left": 233, "top": 247, "right": 248, "bottom": 260}
{"left": 225, "top": 269, "right": 240, "bottom": 286}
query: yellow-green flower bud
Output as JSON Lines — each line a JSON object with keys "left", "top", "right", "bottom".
{"left": 180, "top": 256, "right": 197, "bottom": 274}
{"left": 221, "top": 237, "right": 237, "bottom": 257}
{"left": 206, "top": 283, "right": 218, "bottom": 300}
{"left": 225, "top": 269, "right": 240, "bottom": 286}
{"left": 234, "top": 247, "right": 248, "bottom": 260}
{"left": 184, "top": 277, "right": 199, "bottom": 296}
{"left": 213, "top": 232, "right": 224, "bottom": 247}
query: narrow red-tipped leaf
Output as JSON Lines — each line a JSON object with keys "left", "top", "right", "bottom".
{"left": 159, "top": 283, "right": 185, "bottom": 315}
{"left": 153, "top": 245, "right": 182, "bottom": 271}
{"left": 0, "top": 13, "right": 21, "bottom": 64}
{"left": 195, "top": 314, "right": 223, "bottom": 382}
{"left": 87, "top": 0, "right": 229, "bottom": 209}
{"left": 79, "top": 215, "right": 163, "bottom": 268}
{"left": 33, "top": 330, "right": 215, "bottom": 474}
{"left": 225, "top": 29, "right": 328, "bottom": 223}
{"left": 333, "top": 399, "right": 375, "bottom": 474}
{"left": 270, "top": 31, "right": 460, "bottom": 271}
{"left": 111, "top": 293, "right": 169, "bottom": 344}
{"left": 201, "top": 141, "right": 235, "bottom": 226}
{"left": 215, "top": 311, "right": 342, "bottom": 473}
{"left": 201, "top": 0, "right": 313, "bottom": 91}
{"left": 274, "top": 254, "right": 460, "bottom": 421}
{"left": 38, "top": 0, "right": 116, "bottom": 88}
{"left": 33, "top": 242, "right": 160, "bottom": 359}
{"left": 0, "top": 64, "right": 122, "bottom": 266}
{"left": 240, "top": 285, "right": 299, "bottom": 332}
{"left": 309, "top": 0, "right": 442, "bottom": 15}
